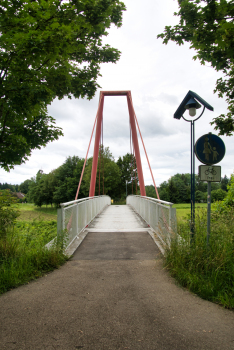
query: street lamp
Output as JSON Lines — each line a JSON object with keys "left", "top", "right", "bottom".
{"left": 174, "top": 91, "right": 214, "bottom": 242}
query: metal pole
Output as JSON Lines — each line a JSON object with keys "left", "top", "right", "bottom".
{"left": 207, "top": 181, "right": 211, "bottom": 246}
{"left": 126, "top": 180, "right": 128, "bottom": 198}
{"left": 190, "top": 120, "right": 195, "bottom": 243}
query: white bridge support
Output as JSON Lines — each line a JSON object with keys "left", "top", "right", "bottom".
{"left": 127, "top": 195, "right": 177, "bottom": 248}
{"left": 57, "top": 195, "right": 111, "bottom": 251}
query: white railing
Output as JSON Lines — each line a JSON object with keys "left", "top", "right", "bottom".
{"left": 127, "top": 195, "right": 177, "bottom": 247}
{"left": 57, "top": 195, "right": 111, "bottom": 249}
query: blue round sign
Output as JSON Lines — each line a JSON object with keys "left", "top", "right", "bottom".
{"left": 195, "top": 133, "right": 225, "bottom": 165}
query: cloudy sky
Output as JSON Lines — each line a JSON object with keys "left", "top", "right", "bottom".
{"left": 1, "top": 0, "right": 233, "bottom": 188}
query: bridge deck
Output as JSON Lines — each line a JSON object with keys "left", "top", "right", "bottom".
{"left": 88, "top": 204, "right": 149, "bottom": 231}
{"left": 71, "top": 204, "right": 159, "bottom": 260}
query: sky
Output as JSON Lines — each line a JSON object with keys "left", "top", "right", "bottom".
{"left": 1, "top": 0, "right": 234, "bottom": 188}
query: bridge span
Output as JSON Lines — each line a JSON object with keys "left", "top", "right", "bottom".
{"left": 58, "top": 195, "right": 177, "bottom": 257}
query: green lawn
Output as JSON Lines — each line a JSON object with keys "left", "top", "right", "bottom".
{"left": 17, "top": 203, "right": 57, "bottom": 221}
{"left": 173, "top": 203, "right": 210, "bottom": 220}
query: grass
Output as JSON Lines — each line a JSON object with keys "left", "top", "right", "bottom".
{"left": 165, "top": 207, "right": 234, "bottom": 309}
{"left": 17, "top": 203, "right": 57, "bottom": 221}
{"left": 173, "top": 203, "right": 213, "bottom": 220}
{"left": 0, "top": 204, "right": 68, "bottom": 295}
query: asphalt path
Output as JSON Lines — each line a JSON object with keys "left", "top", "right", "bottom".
{"left": 0, "top": 231, "right": 234, "bottom": 350}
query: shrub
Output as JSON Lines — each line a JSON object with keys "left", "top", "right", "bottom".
{"left": 165, "top": 209, "right": 234, "bottom": 308}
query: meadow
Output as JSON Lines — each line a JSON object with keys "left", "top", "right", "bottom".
{"left": 0, "top": 203, "right": 68, "bottom": 295}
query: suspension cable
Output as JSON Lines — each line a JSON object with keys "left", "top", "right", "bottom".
{"left": 75, "top": 99, "right": 101, "bottom": 200}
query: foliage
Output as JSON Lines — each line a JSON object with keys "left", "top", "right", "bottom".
{"left": 157, "top": 0, "right": 234, "bottom": 136}
{"left": 211, "top": 188, "right": 227, "bottom": 202}
{"left": 0, "top": 0, "right": 126, "bottom": 170}
{"left": 19, "top": 179, "right": 33, "bottom": 195}
{"left": 116, "top": 153, "right": 139, "bottom": 199}
{"left": 53, "top": 156, "right": 88, "bottom": 205}
{"left": 83, "top": 146, "right": 121, "bottom": 199}
{"left": 0, "top": 221, "right": 68, "bottom": 294}
{"left": 145, "top": 185, "right": 157, "bottom": 199}
{"left": 0, "top": 190, "right": 19, "bottom": 238}
{"left": 165, "top": 209, "right": 234, "bottom": 308}
{"left": 0, "top": 182, "right": 19, "bottom": 192}
{"left": 214, "top": 174, "right": 234, "bottom": 209}
{"left": 157, "top": 173, "right": 228, "bottom": 203}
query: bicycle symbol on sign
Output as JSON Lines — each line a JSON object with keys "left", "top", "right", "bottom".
{"left": 205, "top": 167, "right": 217, "bottom": 176}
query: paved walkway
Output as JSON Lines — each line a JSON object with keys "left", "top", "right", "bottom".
{"left": 88, "top": 205, "right": 149, "bottom": 231}
{"left": 0, "top": 205, "right": 234, "bottom": 349}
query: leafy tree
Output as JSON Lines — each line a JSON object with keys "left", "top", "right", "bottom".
{"left": 83, "top": 146, "right": 121, "bottom": 199}
{"left": 53, "top": 156, "right": 88, "bottom": 205}
{"left": 116, "top": 153, "right": 138, "bottom": 198}
{"left": 220, "top": 175, "right": 230, "bottom": 192}
{"left": 168, "top": 179, "right": 180, "bottom": 203}
{"left": 219, "top": 174, "right": 234, "bottom": 207}
{"left": 27, "top": 170, "right": 46, "bottom": 207}
{"left": 211, "top": 188, "right": 227, "bottom": 202}
{"left": 157, "top": 0, "right": 234, "bottom": 136}
{"left": 19, "top": 179, "right": 33, "bottom": 195}
{"left": 159, "top": 188, "right": 170, "bottom": 202}
{"left": 145, "top": 185, "right": 157, "bottom": 198}
{"left": 0, "top": 0, "right": 126, "bottom": 170}
{"left": 195, "top": 190, "right": 205, "bottom": 203}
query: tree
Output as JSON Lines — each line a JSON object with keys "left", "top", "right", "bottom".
{"left": 53, "top": 156, "right": 88, "bottom": 205}
{"left": 19, "top": 179, "right": 33, "bottom": 195}
{"left": 116, "top": 153, "right": 139, "bottom": 198}
{"left": 83, "top": 147, "right": 121, "bottom": 199}
{"left": 168, "top": 179, "right": 180, "bottom": 203}
{"left": 211, "top": 188, "right": 227, "bottom": 202}
{"left": 145, "top": 185, "right": 157, "bottom": 198}
{"left": 0, "top": 0, "right": 126, "bottom": 170}
{"left": 220, "top": 175, "right": 230, "bottom": 192}
{"left": 157, "top": 0, "right": 234, "bottom": 136}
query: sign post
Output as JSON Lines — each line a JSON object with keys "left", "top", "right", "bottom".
{"left": 195, "top": 133, "right": 225, "bottom": 245}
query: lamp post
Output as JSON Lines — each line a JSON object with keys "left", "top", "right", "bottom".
{"left": 174, "top": 91, "right": 214, "bottom": 243}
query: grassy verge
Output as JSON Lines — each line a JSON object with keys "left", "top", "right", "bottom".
{"left": 0, "top": 205, "right": 68, "bottom": 295}
{"left": 173, "top": 203, "right": 209, "bottom": 220}
{"left": 165, "top": 208, "right": 234, "bottom": 309}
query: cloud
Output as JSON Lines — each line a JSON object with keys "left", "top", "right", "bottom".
{"left": 1, "top": 0, "right": 233, "bottom": 188}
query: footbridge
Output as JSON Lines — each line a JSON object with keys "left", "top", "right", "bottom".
{"left": 57, "top": 195, "right": 177, "bottom": 256}
{"left": 56, "top": 90, "right": 177, "bottom": 256}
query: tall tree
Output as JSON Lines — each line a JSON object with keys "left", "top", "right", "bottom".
{"left": 157, "top": 0, "right": 234, "bottom": 136}
{"left": 83, "top": 147, "right": 121, "bottom": 199}
{"left": 116, "top": 153, "right": 138, "bottom": 198}
{"left": 0, "top": 0, "right": 126, "bottom": 170}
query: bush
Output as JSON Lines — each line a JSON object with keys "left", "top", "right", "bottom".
{"left": 165, "top": 209, "right": 234, "bottom": 308}
{"left": 0, "top": 218, "right": 68, "bottom": 294}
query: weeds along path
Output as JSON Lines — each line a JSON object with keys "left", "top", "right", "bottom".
{"left": 0, "top": 232, "right": 234, "bottom": 350}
